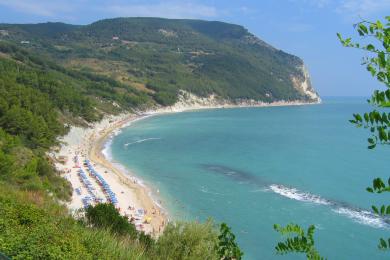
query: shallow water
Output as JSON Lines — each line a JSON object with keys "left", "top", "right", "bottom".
{"left": 111, "top": 97, "right": 389, "bottom": 259}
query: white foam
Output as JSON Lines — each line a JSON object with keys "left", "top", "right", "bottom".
{"left": 124, "top": 137, "right": 161, "bottom": 147}
{"left": 200, "top": 186, "right": 223, "bottom": 195}
{"left": 269, "top": 184, "right": 331, "bottom": 205}
{"left": 249, "top": 188, "right": 269, "bottom": 193}
{"left": 269, "top": 184, "right": 390, "bottom": 229}
{"left": 102, "top": 138, "right": 113, "bottom": 161}
{"left": 332, "top": 207, "right": 389, "bottom": 229}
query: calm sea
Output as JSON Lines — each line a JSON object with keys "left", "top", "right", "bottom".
{"left": 110, "top": 97, "right": 389, "bottom": 259}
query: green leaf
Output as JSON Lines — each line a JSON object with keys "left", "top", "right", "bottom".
{"left": 359, "top": 24, "right": 368, "bottom": 34}
{"left": 364, "top": 113, "right": 370, "bottom": 122}
{"left": 367, "top": 64, "right": 377, "bottom": 76}
{"left": 379, "top": 238, "right": 387, "bottom": 249}
{"left": 378, "top": 52, "right": 386, "bottom": 68}
{"left": 366, "top": 44, "right": 376, "bottom": 51}
{"left": 376, "top": 20, "right": 383, "bottom": 29}
{"left": 381, "top": 205, "right": 385, "bottom": 215}
{"left": 336, "top": 33, "right": 342, "bottom": 41}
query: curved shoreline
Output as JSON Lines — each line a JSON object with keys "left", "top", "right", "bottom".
{"left": 54, "top": 99, "right": 320, "bottom": 236}
{"left": 88, "top": 114, "right": 168, "bottom": 235}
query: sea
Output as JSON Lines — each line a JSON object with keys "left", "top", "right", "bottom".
{"left": 108, "top": 97, "right": 390, "bottom": 259}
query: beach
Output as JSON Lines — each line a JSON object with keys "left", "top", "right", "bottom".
{"left": 54, "top": 113, "right": 167, "bottom": 235}
{"left": 52, "top": 95, "right": 320, "bottom": 236}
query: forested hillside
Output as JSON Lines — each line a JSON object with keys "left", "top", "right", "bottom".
{"left": 0, "top": 42, "right": 231, "bottom": 259}
{"left": 0, "top": 18, "right": 318, "bottom": 258}
{"left": 0, "top": 17, "right": 320, "bottom": 106}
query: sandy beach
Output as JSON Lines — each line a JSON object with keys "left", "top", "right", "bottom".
{"left": 54, "top": 113, "right": 167, "bottom": 236}
{"left": 52, "top": 95, "right": 320, "bottom": 236}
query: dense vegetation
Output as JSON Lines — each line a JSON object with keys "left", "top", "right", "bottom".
{"left": 0, "top": 23, "right": 246, "bottom": 258}
{"left": 0, "top": 18, "right": 319, "bottom": 105}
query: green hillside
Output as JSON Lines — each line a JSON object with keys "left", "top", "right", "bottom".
{"left": 0, "top": 18, "right": 318, "bottom": 258}
{"left": 0, "top": 18, "right": 319, "bottom": 106}
{"left": 0, "top": 42, "right": 229, "bottom": 259}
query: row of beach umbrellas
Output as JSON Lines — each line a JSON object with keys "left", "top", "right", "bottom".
{"left": 84, "top": 160, "right": 118, "bottom": 205}
{"left": 77, "top": 169, "right": 97, "bottom": 208}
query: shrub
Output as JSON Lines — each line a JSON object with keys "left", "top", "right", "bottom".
{"left": 85, "top": 203, "right": 137, "bottom": 239}
{"left": 154, "top": 220, "right": 219, "bottom": 260}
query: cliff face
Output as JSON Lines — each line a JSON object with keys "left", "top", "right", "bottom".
{"left": 291, "top": 65, "right": 321, "bottom": 103}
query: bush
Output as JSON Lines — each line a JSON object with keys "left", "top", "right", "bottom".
{"left": 154, "top": 91, "right": 177, "bottom": 106}
{"left": 0, "top": 188, "right": 147, "bottom": 259}
{"left": 217, "top": 223, "right": 243, "bottom": 260}
{"left": 85, "top": 203, "right": 137, "bottom": 239}
{"left": 154, "top": 220, "right": 219, "bottom": 260}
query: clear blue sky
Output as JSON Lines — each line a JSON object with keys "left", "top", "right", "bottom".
{"left": 0, "top": 0, "right": 389, "bottom": 97}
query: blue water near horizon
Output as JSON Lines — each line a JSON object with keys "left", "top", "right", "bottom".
{"left": 111, "top": 97, "right": 389, "bottom": 259}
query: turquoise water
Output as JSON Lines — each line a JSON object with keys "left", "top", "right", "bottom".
{"left": 111, "top": 97, "right": 389, "bottom": 259}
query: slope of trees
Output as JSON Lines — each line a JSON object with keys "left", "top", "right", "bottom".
{"left": 0, "top": 38, "right": 244, "bottom": 259}
{"left": 0, "top": 17, "right": 319, "bottom": 104}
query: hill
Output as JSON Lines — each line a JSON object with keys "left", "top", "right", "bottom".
{"left": 0, "top": 18, "right": 319, "bottom": 258}
{"left": 0, "top": 18, "right": 320, "bottom": 106}
{"left": 0, "top": 42, "right": 227, "bottom": 259}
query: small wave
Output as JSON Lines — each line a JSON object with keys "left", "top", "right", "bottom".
{"left": 333, "top": 207, "right": 390, "bottom": 229}
{"left": 200, "top": 186, "right": 223, "bottom": 195}
{"left": 124, "top": 138, "right": 161, "bottom": 147}
{"left": 102, "top": 139, "right": 113, "bottom": 161}
{"left": 269, "top": 184, "right": 331, "bottom": 205}
{"left": 249, "top": 188, "right": 268, "bottom": 193}
{"left": 269, "top": 184, "right": 390, "bottom": 229}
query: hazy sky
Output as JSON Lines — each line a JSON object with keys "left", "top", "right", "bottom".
{"left": 0, "top": 0, "right": 389, "bottom": 97}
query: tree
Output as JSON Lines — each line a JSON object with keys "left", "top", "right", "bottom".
{"left": 85, "top": 203, "right": 137, "bottom": 238}
{"left": 217, "top": 223, "right": 243, "bottom": 260}
{"left": 338, "top": 16, "right": 390, "bottom": 250}
{"left": 273, "top": 224, "right": 324, "bottom": 260}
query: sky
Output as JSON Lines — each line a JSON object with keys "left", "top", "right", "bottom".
{"left": 0, "top": 0, "right": 389, "bottom": 97}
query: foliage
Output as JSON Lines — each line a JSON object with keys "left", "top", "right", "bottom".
{"left": 0, "top": 128, "right": 71, "bottom": 200}
{"left": 138, "top": 231, "right": 155, "bottom": 251}
{"left": 0, "top": 187, "right": 147, "bottom": 260}
{"left": 338, "top": 16, "right": 390, "bottom": 250}
{"left": 0, "top": 41, "right": 154, "bottom": 117}
{"left": 273, "top": 224, "right": 324, "bottom": 260}
{"left": 0, "top": 19, "right": 250, "bottom": 260}
{"left": 217, "top": 223, "right": 243, "bottom": 260}
{"left": 0, "top": 17, "right": 319, "bottom": 103}
{"left": 0, "top": 186, "right": 236, "bottom": 259}
{"left": 337, "top": 17, "right": 390, "bottom": 149}
{"left": 154, "top": 220, "right": 219, "bottom": 259}
{"left": 85, "top": 203, "right": 137, "bottom": 238}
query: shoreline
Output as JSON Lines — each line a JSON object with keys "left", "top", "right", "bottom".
{"left": 54, "top": 113, "right": 167, "bottom": 236}
{"left": 53, "top": 99, "right": 320, "bottom": 236}
{"left": 89, "top": 114, "right": 168, "bottom": 235}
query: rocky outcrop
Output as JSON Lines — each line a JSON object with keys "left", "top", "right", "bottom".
{"left": 153, "top": 90, "right": 320, "bottom": 113}
{"left": 291, "top": 65, "right": 321, "bottom": 103}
